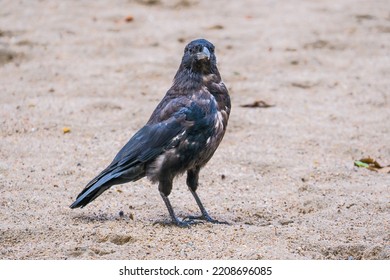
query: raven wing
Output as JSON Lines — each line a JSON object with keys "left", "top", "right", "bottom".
{"left": 70, "top": 105, "right": 193, "bottom": 208}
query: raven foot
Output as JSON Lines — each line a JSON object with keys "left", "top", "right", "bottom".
{"left": 184, "top": 214, "right": 229, "bottom": 225}
{"left": 154, "top": 218, "right": 203, "bottom": 228}
{"left": 175, "top": 218, "right": 204, "bottom": 228}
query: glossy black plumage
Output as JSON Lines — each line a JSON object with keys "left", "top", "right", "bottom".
{"left": 70, "top": 39, "right": 231, "bottom": 226}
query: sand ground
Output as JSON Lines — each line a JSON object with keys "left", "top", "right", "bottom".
{"left": 0, "top": 0, "right": 389, "bottom": 259}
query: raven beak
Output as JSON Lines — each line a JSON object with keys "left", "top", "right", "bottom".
{"left": 196, "top": 46, "right": 210, "bottom": 61}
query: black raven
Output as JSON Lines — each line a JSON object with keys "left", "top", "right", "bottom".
{"left": 70, "top": 39, "right": 231, "bottom": 227}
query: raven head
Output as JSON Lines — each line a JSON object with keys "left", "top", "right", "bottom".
{"left": 181, "top": 39, "right": 217, "bottom": 74}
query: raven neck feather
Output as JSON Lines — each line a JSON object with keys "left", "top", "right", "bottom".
{"left": 173, "top": 66, "right": 221, "bottom": 91}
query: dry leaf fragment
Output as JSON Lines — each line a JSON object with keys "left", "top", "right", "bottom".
{"left": 291, "top": 81, "right": 318, "bottom": 89}
{"left": 207, "top": 24, "right": 224, "bottom": 30}
{"left": 354, "top": 157, "right": 390, "bottom": 173}
{"left": 240, "top": 100, "right": 275, "bottom": 108}
{"left": 124, "top": 15, "right": 134, "bottom": 22}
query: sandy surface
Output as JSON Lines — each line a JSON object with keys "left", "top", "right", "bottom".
{"left": 1, "top": 0, "right": 389, "bottom": 260}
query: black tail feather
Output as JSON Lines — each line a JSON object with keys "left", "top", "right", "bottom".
{"left": 70, "top": 164, "right": 146, "bottom": 209}
{"left": 69, "top": 184, "right": 111, "bottom": 209}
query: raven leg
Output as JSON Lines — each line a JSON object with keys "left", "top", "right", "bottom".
{"left": 185, "top": 168, "right": 229, "bottom": 224}
{"left": 158, "top": 179, "right": 200, "bottom": 227}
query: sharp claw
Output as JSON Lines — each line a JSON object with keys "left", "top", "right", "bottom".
{"left": 184, "top": 214, "right": 229, "bottom": 225}
{"left": 154, "top": 218, "right": 203, "bottom": 227}
{"left": 175, "top": 218, "right": 204, "bottom": 227}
